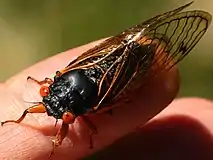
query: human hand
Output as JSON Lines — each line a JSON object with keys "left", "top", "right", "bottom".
{"left": 0, "top": 39, "right": 212, "bottom": 160}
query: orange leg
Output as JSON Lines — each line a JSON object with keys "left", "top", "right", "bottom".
{"left": 49, "top": 122, "right": 69, "bottom": 158}
{"left": 52, "top": 122, "right": 69, "bottom": 146}
{"left": 1, "top": 103, "right": 46, "bottom": 126}
{"left": 27, "top": 76, "right": 53, "bottom": 85}
{"left": 49, "top": 116, "right": 98, "bottom": 158}
{"left": 81, "top": 115, "right": 98, "bottom": 149}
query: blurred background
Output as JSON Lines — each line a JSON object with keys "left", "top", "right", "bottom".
{"left": 0, "top": 0, "right": 212, "bottom": 98}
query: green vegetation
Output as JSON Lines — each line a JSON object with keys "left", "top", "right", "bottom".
{"left": 0, "top": 0, "right": 212, "bottom": 98}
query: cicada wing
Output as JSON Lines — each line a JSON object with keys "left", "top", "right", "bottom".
{"left": 137, "top": 10, "right": 211, "bottom": 77}
{"left": 66, "top": 2, "right": 194, "bottom": 70}
{"left": 58, "top": 36, "right": 125, "bottom": 74}
{"left": 140, "top": 1, "right": 194, "bottom": 27}
{"left": 66, "top": 36, "right": 123, "bottom": 68}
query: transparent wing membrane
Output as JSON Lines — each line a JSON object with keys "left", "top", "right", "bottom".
{"left": 139, "top": 10, "right": 211, "bottom": 76}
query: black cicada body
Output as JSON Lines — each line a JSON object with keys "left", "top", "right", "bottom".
{"left": 1, "top": 1, "right": 212, "bottom": 156}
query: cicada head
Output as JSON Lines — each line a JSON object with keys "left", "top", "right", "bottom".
{"left": 41, "top": 69, "right": 99, "bottom": 122}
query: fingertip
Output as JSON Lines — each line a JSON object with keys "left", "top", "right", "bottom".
{"left": 140, "top": 66, "right": 180, "bottom": 113}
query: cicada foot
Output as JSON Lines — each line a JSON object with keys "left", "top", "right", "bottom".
{"left": 1, "top": 103, "right": 46, "bottom": 126}
{"left": 81, "top": 115, "right": 98, "bottom": 149}
{"left": 27, "top": 76, "right": 53, "bottom": 85}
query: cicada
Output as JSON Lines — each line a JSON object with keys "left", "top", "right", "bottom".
{"left": 1, "top": 1, "right": 212, "bottom": 156}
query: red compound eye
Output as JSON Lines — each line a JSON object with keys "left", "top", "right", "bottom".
{"left": 62, "top": 112, "right": 75, "bottom": 124}
{"left": 39, "top": 86, "right": 49, "bottom": 97}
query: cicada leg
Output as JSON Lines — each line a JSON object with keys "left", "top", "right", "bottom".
{"left": 52, "top": 122, "right": 69, "bottom": 146}
{"left": 27, "top": 76, "right": 53, "bottom": 85}
{"left": 1, "top": 103, "right": 46, "bottom": 125}
{"left": 49, "top": 122, "right": 69, "bottom": 158}
{"left": 81, "top": 115, "right": 98, "bottom": 149}
{"left": 49, "top": 115, "right": 98, "bottom": 158}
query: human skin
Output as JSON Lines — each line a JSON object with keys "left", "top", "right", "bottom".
{"left": 0, "top": 39, "right": 213, "bottom": 160}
